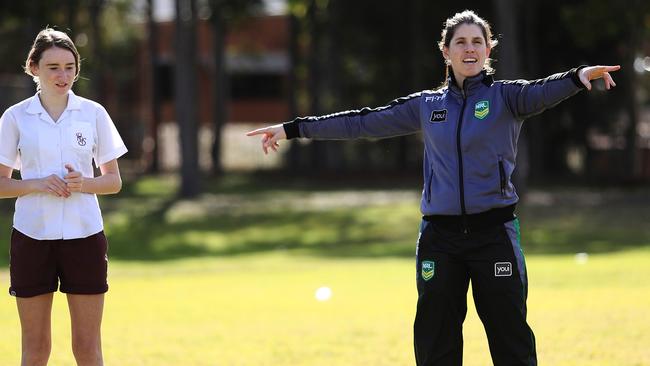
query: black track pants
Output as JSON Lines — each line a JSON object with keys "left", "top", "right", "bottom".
{"left": 413, "top": 218, "right": 537, "bottom": 366}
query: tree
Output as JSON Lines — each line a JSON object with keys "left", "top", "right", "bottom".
{"left": 175, "top": 0, "right": 200, "bottom": 197}
{"left": 208, "top": 0, "right": 262, "bottom": 176}
{"left": 553, "top": 0, "right": 648, "bottom": 181}
{"left": 88, "top": 0, "right": 106, "bottom": 101}
{"left": 493, "top": 0, "right": 529, "bottom": 196}
{"left": 306, "top": 0, "right": 326, "bottom": 170}
{"left": 147, "top": 0, "right": 161, "bottom": 172}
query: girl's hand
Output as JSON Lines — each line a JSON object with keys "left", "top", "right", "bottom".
{"left": 579, "top": 65, "right": 621, "bottom": 91}
{"left": 38, "top": 174, "right": 71, "bottom": 197}
{"left": 246, "top": 124, "right": 287, "bottom": 154}
{"left": 64, "top": 164, "right": 84, "bottom": 193}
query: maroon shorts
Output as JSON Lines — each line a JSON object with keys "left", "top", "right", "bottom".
{"left": 9, "top": 229, "right": 109, "bottom": 298}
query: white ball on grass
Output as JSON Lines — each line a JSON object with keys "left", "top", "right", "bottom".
{"left": 315, "top": 286, "right": 332, "bottom": 301}
{"left": 575, "top": 252, "right": 589, "bottom": 264}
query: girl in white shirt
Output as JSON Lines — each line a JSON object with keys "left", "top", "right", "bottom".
{"left": 0, "top": 28, "right": 127, "bottom": 366}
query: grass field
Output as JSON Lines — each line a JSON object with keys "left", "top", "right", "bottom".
{"left": 0, "top": 174, "right": 648, "bottom": 365}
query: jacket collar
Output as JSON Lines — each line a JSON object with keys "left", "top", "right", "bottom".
{"left": 447, "top": 70, "right": 494, "bottom": 97}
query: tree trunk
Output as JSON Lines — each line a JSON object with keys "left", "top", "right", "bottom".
{"left": 323, "top": 0, "right": 344, "bottom": 170}
{"left": 307, "top": 0, "right": 325, "bottom": 171}
{"left": 621, "top": 3, "right": 642, "bottom": 181}
{"left": 88, "top": 0, "right": 105, "bottom": 102}
{"left": 400, "top": 0, "right": 424, "bottom": 170}
{"left": 67, "top": 0, "right": 77, "bottom": 31}
{"left": 210, "top": 8, "right": 228, "bottom": 176}
{"left": 521, "top": 0, "right": 543, "bottom": 184}
{"left": 286, "top": 13, "right": 301, "bottom": 170}
{"left": 622, "top": 55, "right": 639, "bottom": 181}
{"left": 494, "top": 0, "right": 529, "bottom": 197}
{"left": 175, "top": 0, "right": 200, "bottom": 197}
{"left": 147, "top": 0, "right": 161, "bottom": 172}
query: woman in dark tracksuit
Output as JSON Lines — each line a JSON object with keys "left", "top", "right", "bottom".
{"left": 247, "top": 10, "right": 619, "bottom": 366}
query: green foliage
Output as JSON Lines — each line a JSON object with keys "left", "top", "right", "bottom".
{"left": 0, "top": 1, "right": 139, "bottom": 89}
{"left": 560, "top": 0, "right": 649, "bottom": 48}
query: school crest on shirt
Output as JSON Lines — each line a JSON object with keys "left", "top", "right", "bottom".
{"left": 474, "top": 100, "right": 490, "bottom": 120}
{"left": 76, "top": 132, "right": 87, "bottom": 146}
{"left": 421, "top": 261, "right": 435, "bottom": 281}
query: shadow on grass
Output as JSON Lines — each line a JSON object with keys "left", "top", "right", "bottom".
{"left": 0, "top": 174, "right": 649, "bottom": 265}
{"left": 104, "top": 200, "right": 419, "bottom": 261}
{"left": 517, "top": 196, "right": 650, "bottom": 255}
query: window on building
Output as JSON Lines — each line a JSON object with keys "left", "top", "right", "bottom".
{"left": 156, "top": 62, "right": 174, "bottom": 101}
{"left": 230, "top": 73, "right": 285, "bottom": 99}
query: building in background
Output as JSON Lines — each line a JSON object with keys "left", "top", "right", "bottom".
{"left": 136, "top": 13, "right": 291, "bottom": 171}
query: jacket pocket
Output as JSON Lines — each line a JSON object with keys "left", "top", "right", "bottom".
{"left": 426, "top": 168, "right": 433, "bottom": 203}
{"left": 498, "top": 155, "right": 507, "bottom": 197}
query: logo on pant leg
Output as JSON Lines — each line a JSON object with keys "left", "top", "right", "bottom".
{"left": 421, "top": 261, "right": 435, "bottom": 281}
{"left": 495, "top": 262, "right": 512, "bottom": 277}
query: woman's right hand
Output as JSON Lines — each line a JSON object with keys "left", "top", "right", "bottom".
{"left": 246, "top": 124, "right": 287, "bottom": 154}
{"left": 36, "top": 174, "right": 71, "bottom": 198}
{"left": 578, "top": 65, "right": 620, "bottom": 91}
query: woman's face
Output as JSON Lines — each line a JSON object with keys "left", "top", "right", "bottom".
{"left": 443, "top": 23, "right": 491, "bottom": 84}
{"left": 31, "top": 46, "right": 77, "bottom": 97}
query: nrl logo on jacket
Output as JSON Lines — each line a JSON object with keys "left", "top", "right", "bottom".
{"left": 474, "top": 100, "right": 490, "bottom": 120}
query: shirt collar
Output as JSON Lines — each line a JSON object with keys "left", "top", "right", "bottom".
{"left": 25, "top": 90, "right": 82, "bottom": 116}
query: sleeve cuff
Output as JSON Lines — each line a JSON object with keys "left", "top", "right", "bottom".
{"left": 96, "top": 145, "right": 128, "bottom": 166}
{"left": 283, "top": 121, "right": 300, "bottom": 140}
{"left": 570, "top": 66, "right": 588, "bottom": 89}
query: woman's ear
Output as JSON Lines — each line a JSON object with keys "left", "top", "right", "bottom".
{"left": 29, "top": 62, "right": 39, "bottom": 76}
{"left": 442, "top": 46, "right": 450, "bottom": 64}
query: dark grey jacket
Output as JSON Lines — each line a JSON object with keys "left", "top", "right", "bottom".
{"left": 283, "top": 68, "right": 585, "bottom": 215}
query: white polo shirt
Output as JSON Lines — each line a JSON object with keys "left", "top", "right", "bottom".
{"left": 0, "top": 91, "right": 128, "bottom": 240}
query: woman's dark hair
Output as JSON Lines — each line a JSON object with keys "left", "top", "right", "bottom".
{"left": 24, "top": 28, "right": 81, "bottom": 89}
{"left": 438, "top": 10, "right": 498, "bottom": 86}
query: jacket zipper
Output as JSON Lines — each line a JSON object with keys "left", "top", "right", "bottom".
{"left": 498, "top": 155, "right": 507, "bottom": 197}
{"left": 456, "top": 86, "right": 469, "bottom": 233}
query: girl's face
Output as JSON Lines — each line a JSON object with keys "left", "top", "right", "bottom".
{"left": 31, "top": 46, "right": 77, "bottom": 97}
{"left": 442, "top": 23, "right": 491, "bottom": 85}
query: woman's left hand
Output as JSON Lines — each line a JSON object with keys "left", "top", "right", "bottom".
{"left": 578, "top": 65, "right": 621, "bottom": 91}
{"left": 64, "top": 164, "right": 84, "bottom": 193}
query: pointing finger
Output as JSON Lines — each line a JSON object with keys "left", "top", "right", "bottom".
{"left": 246, "top": 129, "right": 264, "bottom": 136}
{"left": 605, "top": 65, "right": 621, "bottom": 73}
{"left": 246, "top": 127, "right": 273, "bottom": 136}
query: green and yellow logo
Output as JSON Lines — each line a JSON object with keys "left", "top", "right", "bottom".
{"left": 474, "top": 100, "right": 490, "bottom": 120}
{"left": 421, "top": 261, "right": 435, "bottom": 281}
